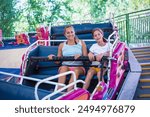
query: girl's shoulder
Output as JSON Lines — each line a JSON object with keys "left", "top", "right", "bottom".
{"left": 106, "top": 42, "right": 113, "bottom": 46}
{"left": 91, "top": 43, "right": 98, "bottom": 47}
{"left": 90, "top": 43, "right": 98, "bottom": 49}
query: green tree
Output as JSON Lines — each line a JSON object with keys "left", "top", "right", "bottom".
{"left": 46, "top": 0, "right": 75, "bottom": 25}
{"left": 23, "top": 0, "right": 75, "bottom": 31}
{"left": 0, "top": 0, "right": 19, "bottom": 37}
{"left": 79, "top": 0, "right": 150, "bottom": 20}
{"left": 80, "top": 0, "right": 108, "bottom": 20}
{"left": 129, "top": 0, "right": 150, "bottom": 11}
{"left": 1, "top": 0, "right": 150, "bottom": 36}
{"left": 26, "top": 0, "right": 46, "bottom": 31}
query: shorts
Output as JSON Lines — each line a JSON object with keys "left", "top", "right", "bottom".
{"left": 69, "top": 67, "right": 86, "bottom": 75}
{"left": 91, "top": 67, "right": 101, "bottom": 73}
{"left": 59, "top": 66, "right": 86, "bottom": 75}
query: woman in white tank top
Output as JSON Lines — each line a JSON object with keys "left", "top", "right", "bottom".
{"left": 48, "top": 25, "right": 87, "bottom": 92}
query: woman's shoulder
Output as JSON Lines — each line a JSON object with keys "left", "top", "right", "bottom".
{"left": 59, "top": 42, "right": 64, "bottom": 46}
{"left": 59, "top": 42, "right": 65, "bottom": 48}
{"left": 78, "top": 39, "right": 86, "bottom": 45}
{"left": 76, "top": 39, "right": 83, "bottom": 45}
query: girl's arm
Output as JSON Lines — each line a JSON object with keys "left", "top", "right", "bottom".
{"left": 88, "top": 52, "right": 95, "bottom": 61}
{"left": 103, "top": 51, "right": 110, "bottom": 56}
{"left": 96, "top": 51, "right": 110, "bottom": 61}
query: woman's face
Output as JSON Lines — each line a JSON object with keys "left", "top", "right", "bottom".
{"left": 64, "top": 27, "right": 75, "bottom": 40}
{"left": 93, "top": 30, "right": 103, "bottom": 44}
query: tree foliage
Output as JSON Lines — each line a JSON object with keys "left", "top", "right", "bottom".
{"left": 80, "top": 0, "right": 108, "bottom": 19}
{"left": 0, "top": 0, "right": 150, "bottom": 37}
{"left": 0, "top": 0, "right": 19, "bottom": 36}
{"left": 80, "top": 0, "right": 150, "bottom": 19}
{"left": 25, "top": 0, "right": 75, "bottom": 31}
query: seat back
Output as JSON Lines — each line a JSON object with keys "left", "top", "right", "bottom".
{"left": 35, "top": 26, "right": 50, "bottom": 46}
{"left": 51, "top": 22, "right": 113, "bottom": 45}
{"left": 15, "top": 33, "right": 30, "bottom": 45}
{"left": 24, "top": 46, "right": 59, "bottom": 77}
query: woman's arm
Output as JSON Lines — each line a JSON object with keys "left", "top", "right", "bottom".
{"left": 48, "top": 43, "right": 63, "bottom": 59}
{"left": 57, "top": 43, "right": 63, "bottom": 57}
{"left": 53, "top": 43, "right": 63, "bottom": 64}
{"left": 81, "top": 40, "right": 88, "bottom": 56}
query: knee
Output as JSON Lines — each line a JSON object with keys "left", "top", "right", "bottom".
{"left": 73, "top": 70, "right": 79, "bottom": 77}
{"left": 59, "top": 66, "right": 68, "bottom": 73}
{"left": 97, "top": 71, "right": 101, "bottom": 76}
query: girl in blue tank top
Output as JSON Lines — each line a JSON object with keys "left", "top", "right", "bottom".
{"left": 48, "top": 25, "right": 87, "bottom": 92}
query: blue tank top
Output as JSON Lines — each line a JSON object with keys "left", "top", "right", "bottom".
{"left": 62, "top": 40, "right": 83, "bottom": 66}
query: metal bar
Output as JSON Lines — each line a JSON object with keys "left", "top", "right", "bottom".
{"left": 126, "top": 14, "right": 130, "bottom": 44}
{"left": 34, "top": 71, "right": 77, "bottom": 100}
{"left": 0, "top": 71, "right": 65, "bottom": 86}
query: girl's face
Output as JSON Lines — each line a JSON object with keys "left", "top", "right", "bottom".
{"left": 93, "top": 30, "right": 104, "bottom": 44}
{"left": 64, "top": 27, "right": 75, "bottom": 40}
